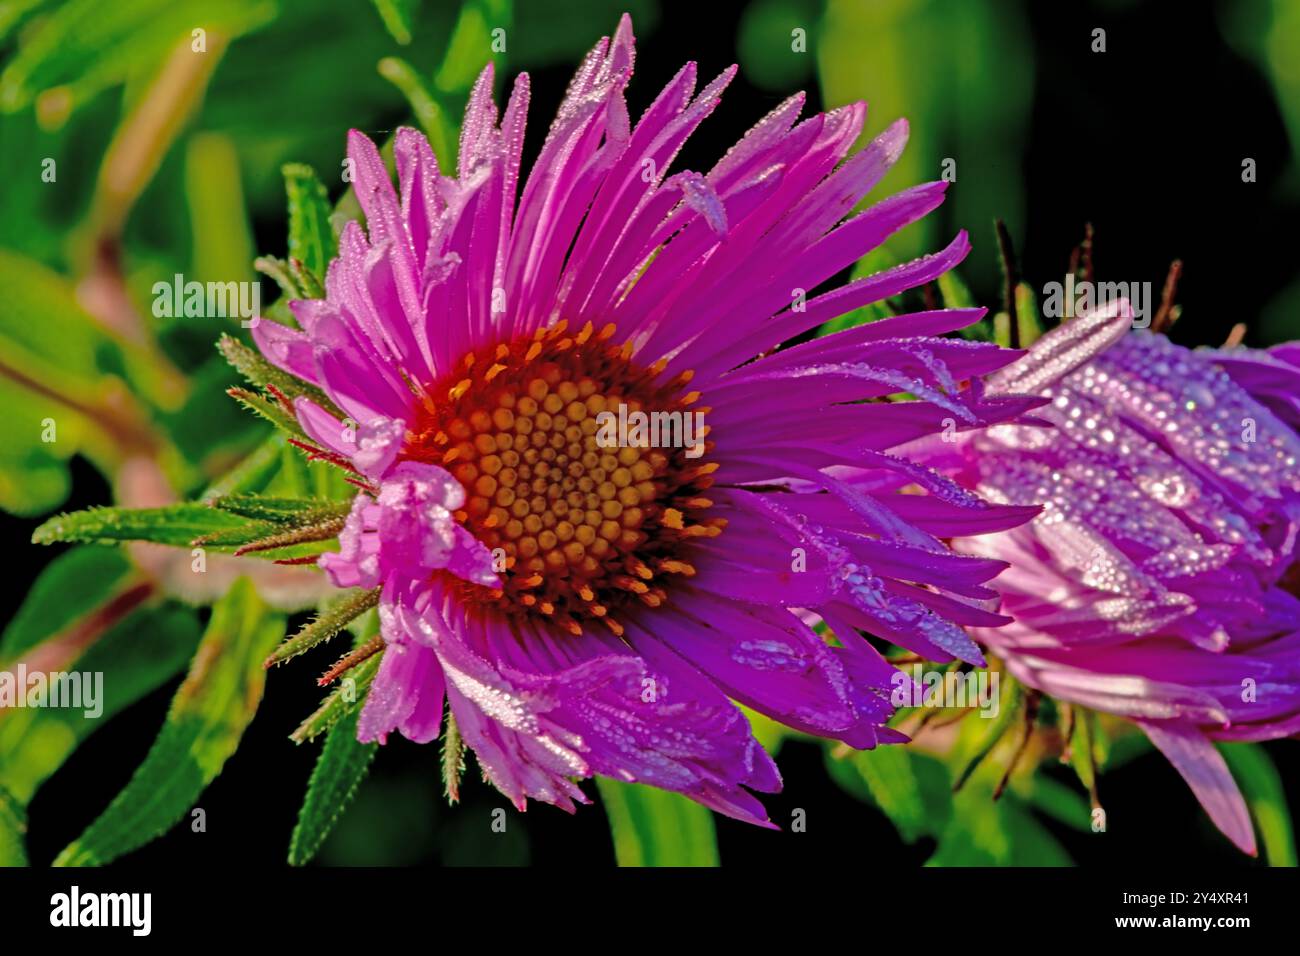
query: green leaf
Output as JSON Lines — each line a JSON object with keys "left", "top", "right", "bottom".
{"left": 283, "top": 162, "right": 338, "bottom": 280}
{"left": 266, "top": 587, "right": 380, "bottom": 667}
{"left": 198, "top": 433, "right": 288, "bottom": 500}
{"left": 52, "top": 580, "right": 285, "bottom": 866}
{"left": 185, "top": 132, "right": 254, "bottom": 287}
{"left": 836, "top": 744, "right": 928, "bottom": 842}
{"left": 0, "top": 786, "right": 28, "bottom": 866}
{"left": 1018, "top": 773, "right": 1092, "bottom": 833}
{"left": 254, "top": 254, "right": 307, "bottom": 307}
{"left": 595, "top": 778, "right": 719, "bottom": 867}
{"left": 378, "top": 56, "right": 456, "bottom": 168}
{"left": 0, "top": 605, "right": 202, "bottom": 804}
{"left": 442, "top": 710, "right": 467, "bottom": 801}
{"left": 292, "top": 653, "right": 382, "bottom": 744}
{"left": 0, "top": 0, "right": 274, "bottom": 118}
{"left": 228, "top": 386, "right": 310, "bottom": 441}
{"left": 217, "top": 333, "right": 342, "bottom": 418}
{"left": 0, "top": 545, "right": 133, "bottom": 659}
{"left": 214, "top": 495, "right": 350, "bottom": 524}
{"left": 434, "top": 0, "right": 503, "bottom": 95}
{"left": 951, "top": 674, "right": 1024, "bottom": 790}
{"left": 1221, "top": 743, "right": 1297, "bottom": 867}
{"left": 31, "top": 503, "right": 269, "bottom": 548}
{"left": 824, "top": 742, "right": 953, "bottom": 842}
{"left": 371, "top": 0, "right": 420, "bottom": 45}
{"left": 288, "top": 704, "right": 377, "bottom": 866}
{"left": 31, "top": 494, "right": 348, "bottom": 557}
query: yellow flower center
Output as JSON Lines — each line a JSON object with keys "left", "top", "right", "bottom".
{"left": 403, "top": 321, "right": 722, "bottom": 636}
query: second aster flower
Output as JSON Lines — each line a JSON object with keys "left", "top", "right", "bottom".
{"left": 940, "top": 306, "right": 1300, "bottom": 854}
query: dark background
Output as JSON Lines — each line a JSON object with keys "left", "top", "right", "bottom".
{"left": 5, "top": 0, "right": 1298, "bottom": 866}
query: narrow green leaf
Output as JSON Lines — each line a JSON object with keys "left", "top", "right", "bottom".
{"left": 1221, "top": 742, "right": 1297, "bottom": 867}
{"left": 283, "top": 163, "right": 338, "bottom": 280}
{"left": 378, "top": 56, "right": 456, "bottom": 167}
{"left": 254, "top": 254, "right": 306, "bottom": 305}
{"left": 371, "top": 0, "right": 420, "bottom": 45}
{"left": 1014, "top": 281, "right": 1043, "bottom": 346}
{"left": 1019, "top": 774, "right": 1092, "bottom": 833}
{"left": 32, "top": 503, "right": 261, "bottom": 548}
{"left": 186, "top": 132, "right": 254, "bottom": 289}
{"left": 434, "top": 0, "right": 498, "bottom": 95}
{"left": 0, "top": 545, "right": 133, "bottom": 659}
{"left": 217, "top": 333, "right": 342, "bottom": 418}
{"left": 841, "top": 745, "right": 927, "bottom": 842}
{"left": 198, "top": 433, "right": 288, "bottom": 501}
{"left": 442, "top": 710, "right": 466, "bottom": 802}
{"left": 951, "top": 675, "right": 1024, "bottom": 790}
{"left": 1068, "top": 706, "right": 1098, "bottom": 796}
{"left": 228, "top": 386, "right": 310, "bottom": 440}
{"left": 266, "top": 588, "right": 380, "bottom": 668}
{"left": 292, "top": 653, "right": 383, "bottom": 744}
{"left": 52, "top": 580, "right": 285, "bottom": 866}
{"left": 0, "top": 606, "right": 201, "bottom": 804}
{"left": 0, "top": 786, "right": 28, "bottom": 866}
{"left": 289, "top": 705, "right": 377, "bottom": 866}
{"left": 595, "top": 778, "right": 719, "bottom": 867}
{"left": 213, "top": 495, "right": 351, "bottom": 524}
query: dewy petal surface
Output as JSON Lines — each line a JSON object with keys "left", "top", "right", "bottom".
{"left": 942, "top": 306, "right": 1300, "bottom": 854}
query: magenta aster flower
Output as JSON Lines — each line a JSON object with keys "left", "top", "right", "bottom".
{"left": 939, "top": 306, "right": 1300, "bottom": 853}
{"left": 252, "top": 15, "right": 1038, "bottom": 823}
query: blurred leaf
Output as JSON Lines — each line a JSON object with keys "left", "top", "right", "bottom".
{"left": 371, "top": 0, "right": 420, "bottom": 45}
{"left": 185, "top": 132, "right": 254, "bottom": 287}
{"left": 283, "top": 162, "right": 338, "bottom": 280}
{"left": 52, "top": 580, "right": 284, "bottom": 866}
{"left": 0, "top": 786, "right": 27, "bottom": 867}
{"left": 0, "top": 605, "right": 202, "bottom": 804}
{"left": 950, "top": 674, "right": 1023, "bottom": 790}
{"left": 1002, "top": 797, "right": 1073, "bottom": 866}
{"left": 288, "top": 703, "right": 377, "bottom": 866}
{"left": 1221, "top": 742, "right": 1297, "bottom": 867}
{"left": 1017, "top": 772, "right": 1092, "bottom": 833}
{"left": 0, "top": 248, "right": 112, "bottom": 381}
{"left": 595, "top": 778, "right": 719, "bottom": 867}
{"left": 433, "top": 0, "right": 502, "bottom": 95}
{"left": 737, "top": 0, "right": 818, "bottom": 92}
{"left": 378, "top": 57, "right": 457, "bottom": 168}
{"left": 824, "top": 741, "right": 953, "bottom": 841}
{"left": 198, "top": 432, "right": 288, "bottom": 500}
{"left": 0, "top": 1, "right": 48, "bottom": 44}
{"left": 1067, "top": 706, "right": 1098, "bottom": 796}
{"left": 0, "top": 0, "right": 274, "bottom": 120}
{"left": 0, "top": 545, "right": 134, "bottom": 659}
{"left": 818, "top": 0, "right": 1032, "bottom": 277}
{"left": 833, "top": 744, "right": 927, "bottom": 842}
